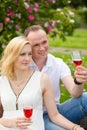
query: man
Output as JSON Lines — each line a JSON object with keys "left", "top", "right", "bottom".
{"left": 24, "top": 25, "right": 87, "bottom": 130}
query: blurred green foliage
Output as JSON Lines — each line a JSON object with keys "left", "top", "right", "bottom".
{"left": 0, "top": 0, "right": 80, "bottom": 55}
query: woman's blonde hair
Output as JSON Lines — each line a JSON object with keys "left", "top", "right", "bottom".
{"left": 0, "top": 35, "right": 31, "bottom": 79}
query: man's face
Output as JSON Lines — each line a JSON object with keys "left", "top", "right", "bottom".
{"left": 27, "top": 29, "right": 49, "bottom": 61}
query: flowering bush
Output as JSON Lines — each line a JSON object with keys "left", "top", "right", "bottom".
{"left": 0, "top": 0, "right": 79, "bottom": 54}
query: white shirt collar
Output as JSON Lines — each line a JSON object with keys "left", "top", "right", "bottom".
{"left": 29, "top": 54, "right": 52, "bottom": 68}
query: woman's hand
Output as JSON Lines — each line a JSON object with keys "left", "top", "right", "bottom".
{"left": 0, "top": 117, "right": 32, "bottom": 129}
{"left": 76, "top": 127, "right": 85, "bottom": 130}
{"left": 72, "top": 124, "right": 85, "bottom": 130}
{"left": 73, "top": 127, "right": 84, "bottom": 130}
{"left": 15, "top": 117, "right": 32, "bottom": 129}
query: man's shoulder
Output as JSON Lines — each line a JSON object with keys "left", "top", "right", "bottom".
{"left": 48, "top": 53, "right": 63, "bottom": 63}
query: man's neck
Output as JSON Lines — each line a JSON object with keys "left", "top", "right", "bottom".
{"left": 33, "top": 58, "right": 47, "bottom": 71}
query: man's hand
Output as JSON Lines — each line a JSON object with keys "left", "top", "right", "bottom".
{"left": 75, "top": 66, "right": 87, "bottom": 83}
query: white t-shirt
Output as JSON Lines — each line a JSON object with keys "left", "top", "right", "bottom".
{"left": 29, "top": 53, "right": 71, "bottom": 103}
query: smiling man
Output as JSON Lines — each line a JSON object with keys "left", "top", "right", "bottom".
{"left": 24, "top": 25, "right": 87, "bottom": 130}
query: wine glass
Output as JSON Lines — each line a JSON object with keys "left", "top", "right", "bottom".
{"left": 72, "top": 51, "right": 82, "bottom": 66}
{"left": 23, "top": 106, "right": 33, "bottom": 118}
{"left": 23, "top": 106, "right": 33, "bottom": 129}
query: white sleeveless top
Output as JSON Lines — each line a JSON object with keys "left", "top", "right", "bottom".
{"left": 0, "top": 71, "right": 44, "bottom": 130}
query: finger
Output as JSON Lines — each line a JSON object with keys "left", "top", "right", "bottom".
{"left": 16, "top": 118, "right": 32, "bottom": 128}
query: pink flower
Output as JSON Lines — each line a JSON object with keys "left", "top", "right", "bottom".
{"left": 5, "top": 17, "right": 10, "bottom": 22}
{"left": 44, "top": 23, "right": 52, "bottom": 33}
{"left": 33, "top": 8, "right": 38, "bottom": 13}
{"left": 50, "top": 20, "right": 55, "bottom": 27}
{"left": 34, "top": 3, "right": 39, "bottom": 8}
{"left": 28, "top": 15, "right": 34, "bottom": 21}
{"left": 9, "top": 11, "right": 14, "bottom": 17}
{"left": 27, "top": 8, "right": 33, "bottom": 13}
{"left": 44, "top": 22, "right": 49, "bottom": 27}
{"left": 0, "top": 23, "right": 3, "bottom": 28}
{"left": 47, "top": 26, "right": 52, "bottom": 33}
{"left": 7, "top": 9, "right": 14, "bottom": 17}
{"left": 24, "top": 2, "right": 30, "bottom": 9}
{"left": 15, "top": 25, "right": 20, "bottom": 30}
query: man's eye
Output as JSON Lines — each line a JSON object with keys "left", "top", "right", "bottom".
{"left": 34, "top": 44, "right": 39, "bottom": 47}
{"left": 43, "top": 40, "right": 47, "bottom": 44}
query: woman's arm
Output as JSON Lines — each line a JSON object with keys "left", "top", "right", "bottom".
{"left": 41, "top": 73, "right": 84, "bottom": 130}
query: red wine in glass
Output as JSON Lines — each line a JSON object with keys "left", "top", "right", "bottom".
{"left": 72, "top": 51, "right": 82, "bottom": 66}
{"left": 73, "top": 59, "right": 82, "bottom": 66}
{"left": 23, "top": 107, "right": 33, "bottom": 118}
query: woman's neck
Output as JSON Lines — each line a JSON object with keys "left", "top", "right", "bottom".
{"left": 14, "top": 69, "right": 32, "bottom": 81}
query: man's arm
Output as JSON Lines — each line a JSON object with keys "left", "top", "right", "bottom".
{"left": 62, "top": 75, "right": 83, "bottom": 97}
{"left": 62, "top": 66, "right": 87, "bottom": 98}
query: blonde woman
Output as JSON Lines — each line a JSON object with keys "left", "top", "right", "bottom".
{"left": 0, "top": 36, "right": 84, "bottom": 130}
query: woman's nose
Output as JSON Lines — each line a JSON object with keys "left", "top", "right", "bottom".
{"left": 25, "top": 55, "right": 30, "bottom": 60}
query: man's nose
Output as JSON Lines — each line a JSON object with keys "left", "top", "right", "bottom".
{"left": 39, "top": 45, "right": 44, "bottom": 50}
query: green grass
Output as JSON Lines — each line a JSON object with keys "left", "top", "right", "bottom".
{"left": 49, "top": 28, "right": 87, "bottom": 49}
{"left": 49, "top": 28, "right": 87, "bottom": 103}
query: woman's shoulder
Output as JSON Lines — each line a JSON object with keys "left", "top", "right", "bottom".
{"left": 0, "top": 76, "right": 7, "bottom": 92}
{"left": 0, "top": 75, "right": 7, "bottom": 79}
{"left": 0, "top": 76, "right": 8, "bottom": 83}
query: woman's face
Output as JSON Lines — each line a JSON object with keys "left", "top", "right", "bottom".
{"left": 14, "top": 44, "right": 32, "bottom": 71}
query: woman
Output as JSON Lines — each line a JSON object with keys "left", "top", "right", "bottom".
{"left": 0, "top": 36, "right": 84, "bottom": 130}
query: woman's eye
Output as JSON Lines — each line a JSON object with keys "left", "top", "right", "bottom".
{"left": 20, "top": 53, "right": 25, "bottom": 56}
{"left": 20, "top": 52, "right": 32, "bottom": 56}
